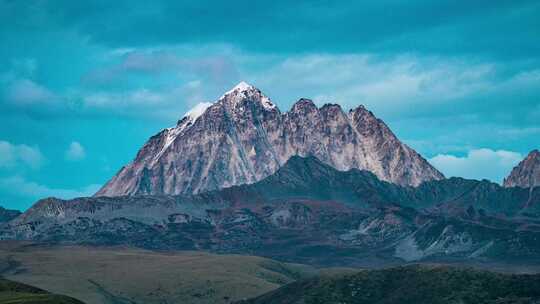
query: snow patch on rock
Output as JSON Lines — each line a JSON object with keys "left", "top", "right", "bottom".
{"left": 184, "top": 102, "right": 213, "bottom": 122}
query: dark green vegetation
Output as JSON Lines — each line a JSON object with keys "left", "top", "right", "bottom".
{"left": 239, "top": 265, "right": 540, "bottom": 304}
{"left": 1, "top": 242, "right": 539, "bottom": 304}
{"left": 0, "top": 276, "right": 84, "bottom": 304}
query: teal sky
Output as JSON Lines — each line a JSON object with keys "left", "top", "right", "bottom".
{"left": 1, "top": 1, "right": 539, "bottom": 210}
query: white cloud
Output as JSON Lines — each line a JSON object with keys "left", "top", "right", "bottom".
{"left": 429, "top": 148, "right": 523, "bottom": 184}
{"left": 4, "top": 47, "right": 536, "bottom": 128}
{"left": 65, "top": 141, "right": 86, "bottom": 161}
{"left": 249, "top": 54, "right": 495, "bottom": 114}
{"left": 5, "top": 78, "right": 56, "bottom": 105}
{"left": 0, "top": 175, "right": 101, "bottom": 201}
{"left": 0, "top": 142, "right": 15, "bottom": 167}
{"left": 81, "top": 81, "right": 210, "bottom": 120}
{"left": 0, "top": 140, "right": 44, "bottom": 169}
{"left": 83, "top": 49, "right": 238, "bottom": 85}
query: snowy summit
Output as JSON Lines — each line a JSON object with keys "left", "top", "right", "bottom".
{"left": 224, "top": 81, "right": 254, "bottom": 95}
{"left": 220, "top": 81, "right": 277, "bottom": 110}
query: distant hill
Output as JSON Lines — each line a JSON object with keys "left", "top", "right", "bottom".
{"left": 0, "top": 276, "right": 85, "bottom": 303}
{"left": 0, "top": 243, "right": 336, "bottom": 304}
{"left": 238, "top": 265, "right": 540, "bottom": 304}
{"left": 0, "top": 207, "right": 21, "bottom": 224}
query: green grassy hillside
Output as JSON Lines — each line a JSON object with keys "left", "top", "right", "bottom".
{"left": 0, "top": 277, "right": 84, "bottom": 304}
{"left": 239, "top": 265, "right": 540, "bottom": 304}
{"left": 0, "top": 242, "right": 347, "bottom": 304}
{"left": 4, "top": 242, "right": 537, "bottom": 304}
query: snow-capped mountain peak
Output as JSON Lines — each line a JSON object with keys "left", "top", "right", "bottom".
{"left": 220, "top": 81, "right": 257, "bottom": 99}
{"left": 225, "top": 81, "right": 254, "bottom": 94}
{"left": 219, "top": 81, "right": 277, "bottom": 110}
{"left": 96, "top": 85, "right": 443, "bottom": 197}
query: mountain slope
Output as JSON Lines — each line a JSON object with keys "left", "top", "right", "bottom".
{"left": 0, "top": 243, "right": 328, "bottom": 304}
{"left": 0, "top": 277, "right": 85, "bottom": 304}
{"left": 238, "top": 265, "right": 540, "bottom": 304}
{"left": 0, "top": 207, "right": 21, "bottom": 224}
{"left": 4, "top": 156, "right": 540, "bottom": 266}
{"left": 96, "top": 82, "right": 443, "bottom": 197}
{"left": 504, "top": 149, "right": 540, "bottom": 188}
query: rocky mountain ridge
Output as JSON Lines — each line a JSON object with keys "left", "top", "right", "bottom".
{"left": 96, "top": 82, "right": 443, "bottom": 197}
{"left": 504, "top": 149, "right": 540, "bottom": 188}
{"left": 3, "top": 156, "right": 540, "bottom": 266}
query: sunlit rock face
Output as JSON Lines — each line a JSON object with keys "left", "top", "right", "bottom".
{"left": 504, "top": 149, "right": 540, "bottom": 188}
{"left": 95, "top": 82, "right": 443, "bottom": 197}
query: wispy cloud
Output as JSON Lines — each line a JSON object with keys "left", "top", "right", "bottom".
{"left": 65, "top": 141, "right": 86, "bottom": 161}
{"left": 5, "top": 78, "right": 57, "bottom": 105}
{"left": 82, "top": 49, "right": 239, "bottom": 86}
{"left": 80, "top": 80, "right": 209, "bottom": 120}
{"left": 0, "top": 175, "right": 101, "bottom": 202}
{"left": 0, "top": 140, "right": 44, "bottom": 170}
{"left": 249, "top": 54, "right": 499, "bottom": 114}
{"left": 429, "top": 148, "right": 523, "bottom": 183}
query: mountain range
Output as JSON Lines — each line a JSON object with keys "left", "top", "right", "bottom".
{"left": 3, "top": 155, "right": 540, "bottom": 266}
{"left": 1, "top": 82, "right": 539, "bottom": 268}
{"left": 96, "top": 82, "right": 443, "bottom": 197}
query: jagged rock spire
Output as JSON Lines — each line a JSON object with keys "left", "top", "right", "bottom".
{"left": 95, "top": 85, "right": 443, "bottom": 197}
{"left": 504, "top": 149, "right": 540, "bottom": 188}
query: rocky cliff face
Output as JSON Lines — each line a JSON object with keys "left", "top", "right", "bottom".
{"left": 503, "top": 149, "right": 540, "bottom": 188}
{"left": 96, "top": 82, "right": 443, "bottom": 197}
